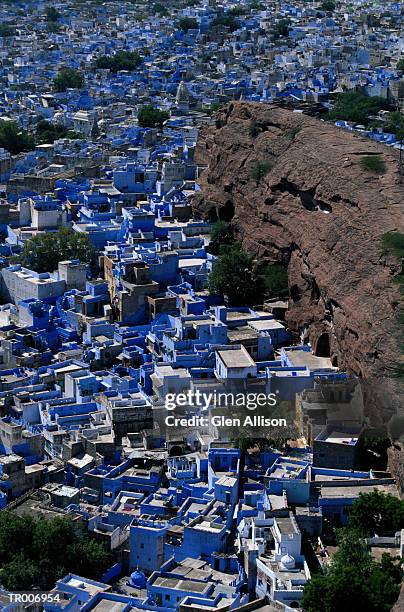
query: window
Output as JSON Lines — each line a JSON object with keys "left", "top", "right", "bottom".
{"left": 165, "top": 594, "right": 170, "bottom": 601}
{"left": 140, "top": 543, "right": 144, "bottom": 549}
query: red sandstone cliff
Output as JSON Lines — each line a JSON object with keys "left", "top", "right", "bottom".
{"left": 193, "top": 101, "right": 404, "bottom": 379}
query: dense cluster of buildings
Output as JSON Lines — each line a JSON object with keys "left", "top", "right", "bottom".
{"left": 0, "top": 0, "right": 403, "bottom": 187}
{"left": 0, "top": 0, "right": 402, "bottom": 610}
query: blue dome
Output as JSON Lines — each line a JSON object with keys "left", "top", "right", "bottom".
{"left": 130, "top": 569, "right": 147, "bottom": 588}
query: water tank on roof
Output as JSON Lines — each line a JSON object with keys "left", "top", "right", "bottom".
{"left": 280, "top": 553, "right": 296, "bottom": 570}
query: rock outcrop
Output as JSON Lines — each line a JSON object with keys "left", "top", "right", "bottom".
{"left": 193, "top": 102, "right": 404, "bottom": 379}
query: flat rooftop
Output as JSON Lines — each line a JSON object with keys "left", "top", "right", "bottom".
{"left": 178, "top": 258, "right": 206, "bottom": 268}
{"left": 67, "top": 454, "right": 94, "bottom": 469}
{"left": 270, "top": 461, "right": 305, "bottom": 479}
{"left": 284, "top": 348, "right": 334, "bottom": 370}
{"left": 186, "top": 317, "right": 214, "bottom": 327}
{"left": 54, "top": 364, "right": 85, "bottom": 375}
{"left": 249, "top": 319, "right": 285, "bottom": 332}
{"left": 268, "top": 495, "right": 288, "bottom": 510}
{"left": 228, "top": 326, "right": 260, "bottom": 341}
{"left": 52, "top": 485, "right": 79, "bottom": 498}
{"left": 321, "top": 483, "right": 399, "bottom": 499}
{"left": 276, "top": 516, "right": 299, "bottom": 535}
{"left": 154, "top": 365, "right": 190, "bottom": 378}
{"left": 155, "top": 220, "right": 189, "bottom": 228}
{"left": 12, "top": 270, "right": 61, "bottom": 285}
{"left": 321, "top": 430, "right": 358, "bottom": 445}
{"left": 89, "top": 600, "right": 128, "bottom": 612}
{"left": 216, "top": 475, "right": 237, "bottom": 487}
{"left": 191, "top": 518, "right": 224, "bottom": 533}
{"left": 217, "top": 346, "right": 255, "bottom": 369}
{"left": 25, "top": 464, "right": 45, "bottom": 474}
{"left": 0, "top": 454, "right": 22, "bottom": 464}
{"left": 65, "top": 577, "right": 107, "bottom": 596}
{"left": 313, "top": 473, "right": 366, "bottom": 482}
{"left": 268, "top": 369, "right": 311, "bottom": 378}
{"left": 187, "top": 502, "right": 208, "bottom": 514}
{"left": 153, "top": 576, "right": 209, "bottom": 595}
{"left": 258, "top": 556, "right": 306, "bottom": 582}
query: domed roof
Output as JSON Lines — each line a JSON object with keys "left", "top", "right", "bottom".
{"left": 76, "top": 90, "right": 94, "bottom": 111}
{"left": 280, "top": 553, "right": 295, "bottom": 570}
{"left": 130, "top": 569, "right": 147, "bottom": 588}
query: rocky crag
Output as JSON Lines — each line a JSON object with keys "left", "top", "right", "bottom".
{"left": 193, "top": 101, "right": 404, "bottom": 380}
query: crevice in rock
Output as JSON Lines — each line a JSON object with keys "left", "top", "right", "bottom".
{"left": 290, "top": 284, "right": 301, "bottom": 302}
{"left": 315, "top": 333, "right": 331, "bottom": 357}
{"left": 330, "top": 194, "right": 359, "bottom": 208}
{"left": 311, "top": 278, "right": 321, "bottom": 301}
{"left": 271, "top": 179, "right": 328, "bottom": 212}
{"left": 218, "top": 200, "right": 235, "bottom": 222}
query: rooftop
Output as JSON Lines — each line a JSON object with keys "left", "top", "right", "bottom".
{"left": 284, "top": 348, "right": 335, "bottom": 370}
{"left": 216, "top": 346, "right": 256, "bottom": 369}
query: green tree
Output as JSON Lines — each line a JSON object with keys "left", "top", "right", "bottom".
{"left": 397, "top": 58, "right": 404, "bottom": 71}
{"left": 210, "top": 102, "right": 222, "bottom": 113}
{"left": 207, "top": 221, "right": 235, "bottom": 255}
{"left": 0, "top": 24, "right": 14, "bottom": 37}
{"left": 272, "top": 18, "right": 291, "bottom": 39}
{"left": 0, "top": 554, "right": 39, "bottom": 591}
{"left": 211, "top": 13, "right": 239, "bottom": 32}
{"left": 0, "top": 511, "right": 35, "bottom": 560}
{"left": 250, "top": 0, "right": 265, "bottom": 8}
{"left": 348, "top": 490, "right": 404, "bottom": 536}
{"left": 35, "top": 120, "right": 81, "bottom": 144}
{"left": 208, "top": 243, "right": 263, "bottom": 306}
{"left": 20, "top": 227, "right": 95, "bottom": 273}
{"left": 383, "top": 110, "right": 404, "bottom": 138}
{"left": 258, "top": 263, "right": 288, "bottom": 298}
{"left": 178, "top": 17, "right": 198, "bottom": 31}
{"left": 381, "top": 232, "right": 404, "bottom": 259}
{"left": 53, "top": 67, "right": 84, "bottom": 93}
{"left": 66, "top": 538, "right": 112, "bottom": 579}
{"left": 30, "top": 514, "right": 74, "bottom": 587}
{"left": 95, "top": 51, "right": 142, "bottom": 72}
{"left": 153, "top": 3, "right": 169, "bottom": 16}
{"left": 137, "top": 105, "right": 169, "bottom": 128}
{"left": 250, "top": 160, "right": 272, "bottom": 185}
{"left": 45, "top": 7, "right": 61, "bottom": 22}
{"left": 321, "top": 0, "right": 336, "bottom": 12}
{"left": 229, "top": 6, "right": 247, "bottom": 16}
{"left": 302, "top": 529, "right": 403, "bottom": 612}
{"left": 206, "top": 101, "right": 222, "bottom": 115}
{"left": 360, "top": 154, "right": 386, "bottom": 174}
{"left": 0, "top": 121, "right": 35, "bottom": 155}
{"left": 287, "top": 125, "right": 302, "bottom": 140}
{"left": 0, "top": 513, "right": 112, "bottom": 591}
{"left": 47, "top": 22, "right": 61, "bottom": 34}
{"left": 328, "top": 91, "right": 391, "bottom": 125}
